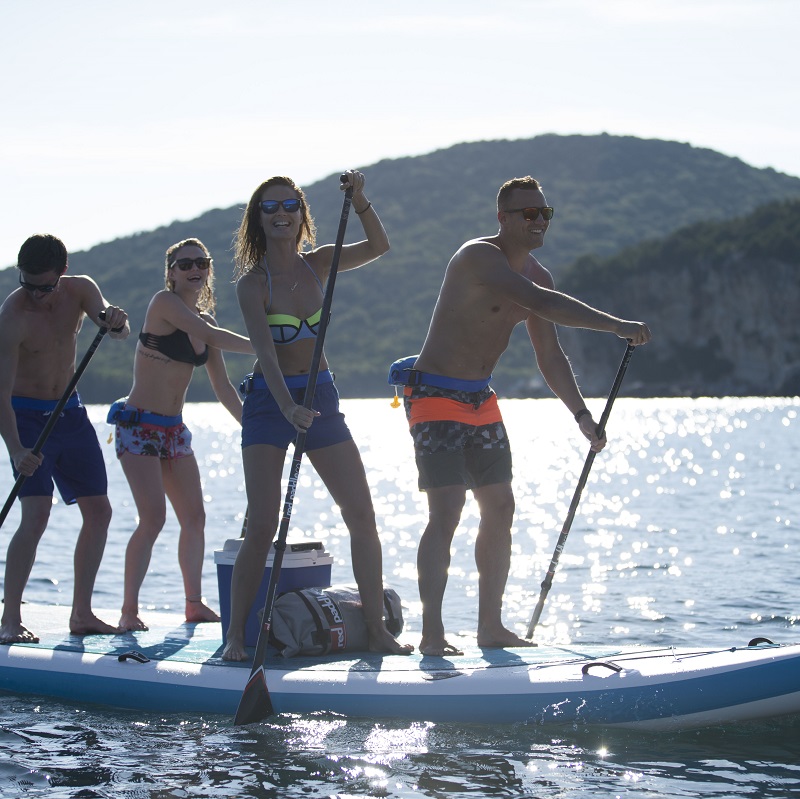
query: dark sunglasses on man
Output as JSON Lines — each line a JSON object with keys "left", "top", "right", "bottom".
{"left": 18, "top": 273, "right": 61, "bottom": 294}
{"left": 505, "top": 206, "right": 554, "bottom": 222}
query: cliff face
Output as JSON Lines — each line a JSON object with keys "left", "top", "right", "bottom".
{"left": 557, "top": 201, "right": 800, "bottom": 397}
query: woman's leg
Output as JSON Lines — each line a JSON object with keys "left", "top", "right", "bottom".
{"left": 163, "top": 454, "right": 218, "bottom": 623}
{"left": 119, "top": 452, "right": 167, "bottom": 631}
{"left": 221, "top": 443, "right": 284, "bottom": 661}
{"left": 309, "top": 441, "right": 412, "bottom": 655}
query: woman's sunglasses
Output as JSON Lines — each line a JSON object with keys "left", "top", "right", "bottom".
{"left": 19, "top": 274, "right": 61, "bottom": 294}
{"left": 260, "top": 199, "right": 302, "bottom": 214}
{"left": 505, "top": 206, "right": 554, "bottom": 221}
{"left": 172, "top": 257, "right": 212, "bottom": 271}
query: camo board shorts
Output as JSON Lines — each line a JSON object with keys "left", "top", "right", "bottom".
{"left": 404, "top": 384, "right": 512, "bottom": 490}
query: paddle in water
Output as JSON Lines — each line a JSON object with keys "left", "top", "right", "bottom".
{"left": 526, "top": 342, "right": 636, "bottom": 640}
{"left": 234, "top": 177, "right": 353, "bottom": 725}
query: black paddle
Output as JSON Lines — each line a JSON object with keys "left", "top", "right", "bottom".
{"left": 525, "top": 342, "right": 636, "bottom": 640}
{"left": 0, "top": 310, "right": 122, "bottom": 530}
{"left": 234, "top": 176, "right": 354, "bottom": 726}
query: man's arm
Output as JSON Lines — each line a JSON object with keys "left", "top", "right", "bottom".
{"left": 0, "top": 312, "right": 42, "bottom": 475}
{"left": 77, "top": 276, "right": 130, "bottom": 340}
{"left": 465, "top": 242, "right": 651, "bottom": 345}
{"left": 526, "top": 314, "right": 607, "bottom": 452}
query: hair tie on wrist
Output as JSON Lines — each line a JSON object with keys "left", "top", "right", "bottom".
{"left": 574, "top": 408, "right": 591, "bottom": 423}
{"left": 355, "top": 202, "right": 372, "bottom": 215}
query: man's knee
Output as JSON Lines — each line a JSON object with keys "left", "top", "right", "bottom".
{"left": 475, "top": 484, "right": 515, "bottom": 526}
{"left": 426, "top": 488, "right": 467, "bottom": 532}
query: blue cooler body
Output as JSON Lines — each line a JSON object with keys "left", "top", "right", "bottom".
{"left": 214, "top": 539, "right": 333, "bottom": 646}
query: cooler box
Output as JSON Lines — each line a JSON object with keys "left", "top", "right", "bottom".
{"left": 214, "top": 538, "right": 333, "bottom": 646}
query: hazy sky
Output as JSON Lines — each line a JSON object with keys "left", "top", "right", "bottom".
{"left": 1, "top": 0, "right": 796, "bottom": 268}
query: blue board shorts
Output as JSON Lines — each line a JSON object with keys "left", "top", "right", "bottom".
{"left": 240, "top": 371, "right": 353, "bottom": 451}
{"left": 11, "top": 394, "right": 108, "bottom": 504}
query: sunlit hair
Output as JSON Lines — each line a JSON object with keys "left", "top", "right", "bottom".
{"left": 164, "top": 237, "right": 216, "bottom": 314}
{"left": 233, "top": 176, "right": 316, "bottom": 279}
{"left": 496, "top": 176, "right": 543, "bottom": 211}
{"left": 17, "top": 233, "right": 68, "bottom": 276}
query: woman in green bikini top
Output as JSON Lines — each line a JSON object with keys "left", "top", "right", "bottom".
{"left": 222, "top": 171, "right": 414, "bottom": 663}
{"left": 265, "top": 255, "right": 322, "bottom": 345}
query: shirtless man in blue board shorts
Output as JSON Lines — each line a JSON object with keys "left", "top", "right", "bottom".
{"left": 396, "top": 177, "right": 651, "bottom": 656}
{"left": 0, "top": 234, "right": 130, "bottom": 644}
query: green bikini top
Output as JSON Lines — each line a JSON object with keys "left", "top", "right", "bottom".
{"left": 266, "top": 256, "right": 323, "bottom": 345}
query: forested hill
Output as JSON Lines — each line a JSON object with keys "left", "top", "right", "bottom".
{"left": 2, "top": 133, "right": 799, "bottom": 401}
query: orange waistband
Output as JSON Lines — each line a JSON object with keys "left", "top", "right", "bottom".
{"left": 406, "top": 392, "right": 503, "bottom": 427}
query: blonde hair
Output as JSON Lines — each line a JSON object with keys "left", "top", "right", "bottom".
{"left": 165, "top": 237, "right": 216, "bottom": 314}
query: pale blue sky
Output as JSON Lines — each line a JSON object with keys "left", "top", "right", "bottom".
{"left": 0, "top": 0, "right": 796, "bottom": 267}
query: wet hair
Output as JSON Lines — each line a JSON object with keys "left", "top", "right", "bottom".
{"left": 17, "top": 233, "right": 68, "bottom": 276}
{"left": 164, "top": 237, "right": 216, "bottom": 314}
{"left": 233, "top": 176, "right": 316, "bottom": 279}
{"left": 496, "top": 176, "right": 543, "bottom": 211}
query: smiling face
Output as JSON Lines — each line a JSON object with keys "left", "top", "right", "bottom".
{"left": 164, "top": 237, "right": 216, "bottom": 313}
{"left": 259, "top": 185, "right": 303, "bottom": 243}
{"left": 498, "top": 188, "right": 551, "bottom": 250}
{"left": 169, "top": 244, "right": 211, "bottom": 290}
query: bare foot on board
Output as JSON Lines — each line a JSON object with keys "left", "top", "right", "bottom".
{"left": 185, "top": 598, "right": 220, "bottom": 624}
{"left": 69, "top": 613, "right": 121, "bottom": 636}
{"left": 118, "top": 611, "right": 149, "bottom": 632}
{"left": 0, "top": 622, "right": 40, "bottom": 645}
{"left": 221, "top": 633, "right": 249, "bottom": 662}
{"left": 476, "top": 624, "right": 534, "bottom": 649}
{"left": 419, "top": 637, "right": 464, "bottom": 657}
{"left": 367, "top": 625, "right": 414, "bottom": 655}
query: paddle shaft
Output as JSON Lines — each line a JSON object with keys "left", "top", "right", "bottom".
{"left": 525, "top": 343, "right": 635, "bottom": 640}
{"left": 234, "top": 180, "right": 353, "bottom": 725}
{"left": 0, "top": 313, "right": 117, "bottom": 530}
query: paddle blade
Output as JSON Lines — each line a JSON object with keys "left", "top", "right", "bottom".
{"left": 233, "top": 666, "right": 274, "bottom": 725}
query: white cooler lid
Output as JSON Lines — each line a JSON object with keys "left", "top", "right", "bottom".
{"left": 214, "top": 539, "right": 331, "bottom": 566}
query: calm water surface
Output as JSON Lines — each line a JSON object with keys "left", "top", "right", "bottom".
{"left": 1, "top": 396, "right": 798, "bottom": 798}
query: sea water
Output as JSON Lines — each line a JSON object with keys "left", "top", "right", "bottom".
{"left": 0, "top": 396, "right": 798, "bottom": 798}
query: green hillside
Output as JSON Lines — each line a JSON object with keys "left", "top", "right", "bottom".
{"left": 2, "top": 134, "right": 799, "bottom": 401}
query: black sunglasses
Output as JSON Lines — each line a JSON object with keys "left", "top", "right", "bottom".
{"left": 260, "top": 199, "right": 302, "bottom": 214}
{"left": 172, "top": 257, "right": 212, "bottom": 271}
{"left": 505, "top": 206, "right": 554, "bottom": 221}
{"left": 19, "top": 273, "right": 61, "bottom": 294}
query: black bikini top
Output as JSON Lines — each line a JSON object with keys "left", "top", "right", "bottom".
{"left": 138, "top": 328, "right": 209, "bottom": 367}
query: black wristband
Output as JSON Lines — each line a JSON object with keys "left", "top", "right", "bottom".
{"left": 574, "top": 408, "right": 591, "bottom": 423}
{"left": 355, "top": 202, "right": 372, "bottom": 215}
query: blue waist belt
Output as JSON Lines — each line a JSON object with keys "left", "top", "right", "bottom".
{"left": 12, "top": 394, "right": 82, "bottom": 412}
{"left": 239, "top": 370, "right": 334, "bottom": 395}
{"left": 387, "top": 355, "right": 491, "bottom": 393}
{"left": 107, "top": 398, "right": 183, "bottom": 427}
